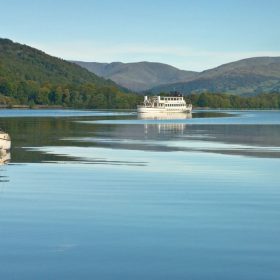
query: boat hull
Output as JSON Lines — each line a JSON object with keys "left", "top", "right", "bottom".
{"left": 137, "top": 105, "right": 192, "bottom": 114}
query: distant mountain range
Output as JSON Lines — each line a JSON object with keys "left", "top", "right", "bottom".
{"left": 73, "top": 58, "right": 280, "bottom": 95}
{"left": 72, "top": 61, "right": 197, "bottom": 92}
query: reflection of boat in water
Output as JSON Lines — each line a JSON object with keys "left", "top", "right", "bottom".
{"left": 138, "top": 112, "right": 192, "bottom": 120}
{"left": 138, "top": 112, "right": 192, "bottom": 135}
{"left": 0, "top": 149, "right": 11, "bottom": 165}
{"left": 137, "top": 93, "right": 192, "bottom": 113}
{"left": 0, "top": 131, "right": 11, "bottom": 164}
{"left": 142, "top": 122, "right": 187, "bottom": 135}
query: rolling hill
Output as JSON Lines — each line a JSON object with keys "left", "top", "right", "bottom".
{"left": 0, "top": 38, "right": 139, "bottom": 108}
{"left": 0, "top": 38, "right": 120, "bottom": 87}
{"left": 150, "top": 57, "right": 280, "bottom": 95}
{"left": 74, "top": 57, "right": 280, "bottom": 95}
{"left": 72, "top": 61, "right": 198, "bottom": 92}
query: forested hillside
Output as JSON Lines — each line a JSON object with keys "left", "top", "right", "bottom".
{"left": 0, "top": 38, "right": 140, "bottom": 108}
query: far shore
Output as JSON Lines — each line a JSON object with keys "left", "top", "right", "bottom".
{"left": 0, "top": 105, "right": 65, "bottom": 109}
{"left": 0, "top": 105, "right": 279, "bottom": 111}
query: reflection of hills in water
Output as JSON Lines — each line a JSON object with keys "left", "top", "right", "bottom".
{"left": 1, "top": 111, "right": 280, "bottom": 162}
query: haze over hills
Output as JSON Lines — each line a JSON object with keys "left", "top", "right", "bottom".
{"left": 74, "top": 58, "right": 280, "bottom": 95}
{"left": 72, "top": 61, "right": 198, "bottom": 92}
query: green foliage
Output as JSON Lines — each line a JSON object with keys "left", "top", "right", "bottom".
{"left": 0, "top": 38, "right": 138, "bottom": 109}
{"left": 190, "top": 92, "right": 280, "bottom": 109}
{"left": 1, "top": 39, "right": 280, "bottom": 110}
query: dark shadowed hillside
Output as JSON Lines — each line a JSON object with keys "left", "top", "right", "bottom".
{"left": 0, "top": 39, "right": 118, "bottom": 86}
{"left": 0, "top": 38, "right": 139, "bottom": 108}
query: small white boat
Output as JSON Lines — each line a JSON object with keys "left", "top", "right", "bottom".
{"left": 137, "top": 94, "right": 192, "bottom": 114}
{"left": 0, "top": 131, "right": 11, "bottom": 151}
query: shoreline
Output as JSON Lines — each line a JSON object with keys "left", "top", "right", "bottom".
{"left": 0, "top": 105, "right": 66, "bottom": 109}
{"left": 0, "top": 105, "right": 279, "bottom": 111}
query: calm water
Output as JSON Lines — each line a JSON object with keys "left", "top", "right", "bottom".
{"left": 0, "top": 109, "right": 280, "bottom": 279}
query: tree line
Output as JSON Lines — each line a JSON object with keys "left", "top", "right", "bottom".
{"left": 1, "top": 79, "right": 280, "bottom": 109}
{"left": 0, "top": 79, "right": 142, "bottom": 109}
{"left": 188, "top": 92, "right": 280, "bottom": 109}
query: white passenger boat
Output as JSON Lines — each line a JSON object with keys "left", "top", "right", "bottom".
{"left": 137, "top": 93, "right": 192, "bottom": 113}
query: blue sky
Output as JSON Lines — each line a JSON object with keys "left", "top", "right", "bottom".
{"left": 1, "top": 0, "right": 280, "bottom": 70}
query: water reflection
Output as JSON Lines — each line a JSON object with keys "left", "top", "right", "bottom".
{"left": 0, "top": 110, "right": 280, "bottom": 163}
{"left": 0, "top": 110, "right": 280, "bottom": 280}
{"left": 144, "top": 123, "right": 185, "bottom": 136}
{"left": 0, "top": 150, "right": 10, "bottom": 165}
{"left": 138, "top": 112, "right": 191, "bottom": 136}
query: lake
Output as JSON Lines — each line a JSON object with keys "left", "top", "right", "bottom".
{"left": 0, "top": 109, "right": 280, "bottom": 280}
